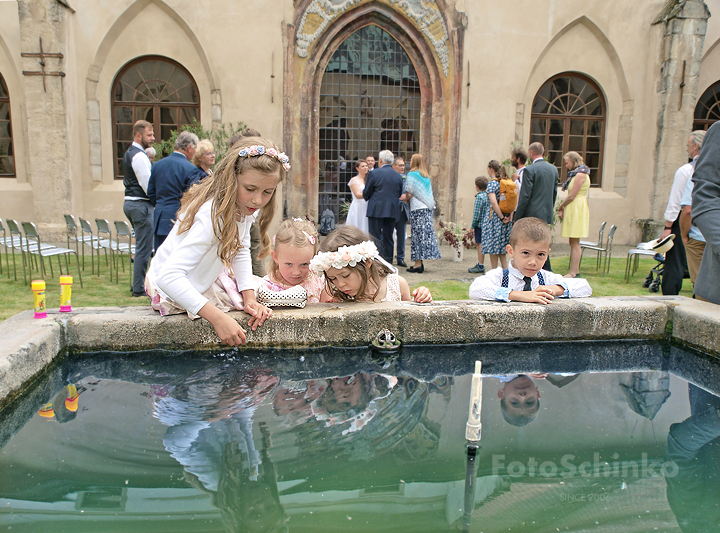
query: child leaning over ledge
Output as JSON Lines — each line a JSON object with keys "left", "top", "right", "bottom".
{"left": 469, "top": 217, "right": 592, "bottom": 303}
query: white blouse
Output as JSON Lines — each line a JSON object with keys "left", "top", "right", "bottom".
{"left": 151, "top": 200, "right": 256, "bottom": 315}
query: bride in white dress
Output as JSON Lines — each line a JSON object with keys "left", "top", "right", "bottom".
{"left": 345, "top": 159, "right": 369, "bottom": 233}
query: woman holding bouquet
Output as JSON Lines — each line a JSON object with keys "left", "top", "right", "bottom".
{"left": 404, "top": 154, "right": 441, "bottom": 273}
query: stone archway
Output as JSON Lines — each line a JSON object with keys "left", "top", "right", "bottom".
{"left": 284, "top": 0, "right": 465, "bottom": 221}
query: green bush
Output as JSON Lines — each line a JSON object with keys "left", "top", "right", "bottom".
{"left": 152, "top": 119, "right": 248, "bottom": 163}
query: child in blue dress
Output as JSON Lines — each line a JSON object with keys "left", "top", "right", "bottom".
{"left": 481, "top": 160, "right": 513, "bottom": 270}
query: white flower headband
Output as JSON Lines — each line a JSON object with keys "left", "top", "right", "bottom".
{"left": 237, "top": 145, "right": 291, "bottom": 171}
{"left": 309, "top": 240, "right": 378, "bottom": 276}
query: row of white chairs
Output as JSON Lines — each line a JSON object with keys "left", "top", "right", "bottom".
{"left": 63, "top": 215, "right": 136, "bottom": 288}
{"left": 0, "top": 219, "right": 83, "bottom": 287}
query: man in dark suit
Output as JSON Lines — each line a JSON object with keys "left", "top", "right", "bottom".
{"left": 514, "top": 142, "right": 558, "bottom": 270}
{"left": 691, "top": 120, "right": 720, "bottom": 304}
{"left": 393, "top": 156, "right": 409, "bottom": 267}
{"left": 147, "top": 131, "right": 207, "bottom": 251}
{"left": 363, "top": 150, "right": 404, "bottom": 262}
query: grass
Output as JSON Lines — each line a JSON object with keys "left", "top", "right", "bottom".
{"left": 0, "top": 251, "right": 695, "bottom": 322}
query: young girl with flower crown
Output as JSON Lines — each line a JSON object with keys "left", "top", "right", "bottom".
{"left": 145, "top": 137, "right": 289, "bottom": 346}
{"left": 311, "top": 225, "right": 433, "bottom": 303}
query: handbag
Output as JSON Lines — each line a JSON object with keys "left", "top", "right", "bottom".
{"left": 256, "top": 284, "right": 308, "bottom": 308}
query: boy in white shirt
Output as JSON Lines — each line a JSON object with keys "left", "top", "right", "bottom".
{"left": 469, "top": 217, "right": 592, "bottom": 303}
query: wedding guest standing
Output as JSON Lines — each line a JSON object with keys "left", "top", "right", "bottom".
{"left": 556, "top": 151, "right": 590, "bottom": 278}
{"left": 345, "top": 159, "right": 369, "bottom": 233}
{"left": 404, "top": 154, "right": 441, "bottom": 273}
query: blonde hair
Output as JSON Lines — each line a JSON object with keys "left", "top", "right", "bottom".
{"left": 269, "top": 218, "right": 319, "bottom": 278}
{"left": 176, "top": 136, "right": 284, "bottom": 266}
{"left": 563, "top": 151, "right": 584, "bottom": 169}
{"left": 319, "top": 225, "right": 393, "bottom": 302}
{"left": 191, "top": 139, "right": 214, "bottom": 166}
{"left": 409, "top": 154, "right": 430, "bottom": 178}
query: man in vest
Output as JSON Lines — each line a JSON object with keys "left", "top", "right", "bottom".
{"left": 123, "top": 120, "right": 155, "bottom": 297}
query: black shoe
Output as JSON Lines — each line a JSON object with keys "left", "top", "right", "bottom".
{"left": 406, "top": 264, "right": 424, "bottom": 273}
{"left": 131, "top": 291, "right": 147, "bottom": 297}
{"left": 397, "top": 259, "right": 407, "bottom": 267}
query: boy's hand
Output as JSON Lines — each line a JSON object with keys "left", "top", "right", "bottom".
{"left": 411, "top": 286, "right": 432, "bottom": 303}
{"left": 550, "top": 284, "right": 565, "bottom": 297}
{"left": 510, "top": 286, "right": 555, "bottom": 305}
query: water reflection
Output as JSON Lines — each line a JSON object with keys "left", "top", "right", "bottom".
{"left": 1, "top": 343, "right": 719, "bottom": 532}
{"left": 665, "top": 384, "right": 720, "bottom": 532}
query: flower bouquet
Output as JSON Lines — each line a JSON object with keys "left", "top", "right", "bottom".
{"left": 438, "top": 221, "right": 474, "bottom": 260}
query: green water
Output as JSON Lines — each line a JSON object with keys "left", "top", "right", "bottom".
{"left": 0, "top": 341, "right": 718, "bottom": 532}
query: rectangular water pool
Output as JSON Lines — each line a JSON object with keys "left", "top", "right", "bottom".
{"left": 1, "top": 340, "right": 718, "bottom": 532}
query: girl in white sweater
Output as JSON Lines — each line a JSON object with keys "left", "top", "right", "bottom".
{"left": 146, "top": 137, "right": 289, "bottom": 346}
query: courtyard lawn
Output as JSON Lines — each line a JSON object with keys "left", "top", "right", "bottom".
{"left": 0, "top": 252, "right": 695, "bottom": 322}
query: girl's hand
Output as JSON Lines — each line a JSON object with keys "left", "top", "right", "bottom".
{"left": 241, "top": 290, "right": 272, "bottom": 330}
{"left": 199, "top": 304, "right": 247, "bottom": 346}
{"left": 502, "top": 215, "right": 511, "bottom": 224}
{"left": 244, "top": 300, "right": 272, "bottom": 330}
{"left": 557, "top": 207, "right": 564, "bottom": 221}
{"left": 411, "top": 286, "right": 433, "bottom": 303}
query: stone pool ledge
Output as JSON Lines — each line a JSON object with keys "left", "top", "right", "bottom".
{"left": 1, "top": 296, "right": 719, "bottom": 405}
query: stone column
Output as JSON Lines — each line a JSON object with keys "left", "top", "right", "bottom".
{"left": 18, "top": 0, "right": 73, "bottom": 238}
{"left": 650, "top": 0, "right": 710, "bottom": 220}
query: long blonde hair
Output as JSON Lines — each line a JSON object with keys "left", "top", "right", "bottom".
{"left": 176, "top": 137, "right": 284, "bottom": 266}
{"left": 409, "top": 153, "right": 430, "bottom": 178}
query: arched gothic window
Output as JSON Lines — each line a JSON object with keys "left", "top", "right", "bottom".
{"left": 693, "top": 81, "right": 720, "bottom": 131}
{"left": 112, "top": 56, "right": 200, "bottom": 179}
{"left": 530, "top": 73, "right": 606, "bottom": 186}
{"left": 0, "top": 73, "right": 14, "bottom": 177}
{"left": 319, "top": 25, "right": 421, "bottom": 219}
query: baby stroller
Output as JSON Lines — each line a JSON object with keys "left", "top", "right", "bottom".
{"left": 642, "top": 253, "right": 666, "bottom": 293}
{"left": 637, "top": 234, "right": 675, "bottom": 293}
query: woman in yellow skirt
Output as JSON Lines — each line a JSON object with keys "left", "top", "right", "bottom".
{"left": 557, "top": 151, "right": 590, "bottom": 278}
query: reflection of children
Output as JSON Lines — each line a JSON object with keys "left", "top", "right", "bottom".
{"left": 469, "top": 217, "right": 592, "bottom": 303}
{"left": 496, "top": 373, "right": 579, "bottom": 426}
{"left": 311, "top": 225, "right": 432, "bottom": 303}
{"left": 146, "top": 138, "right": 289, "bottom": 346}
{"left": 497, "top": 375, "right": 541, "bottom": 427}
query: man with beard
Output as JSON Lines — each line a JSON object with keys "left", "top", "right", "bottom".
{"left": 122, "top": 120, "right": 155, "bottom": 297}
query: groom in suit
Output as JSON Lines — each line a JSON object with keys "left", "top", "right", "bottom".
{"left": 691, "top": 120, "right": 720, "bottom": 304}
{"left": 364, "top": 150, "right": 404, "bottom": 262}
{"left": 514, "top": 142, "right": 558, "bottom": 271}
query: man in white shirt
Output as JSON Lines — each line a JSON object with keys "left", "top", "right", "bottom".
{"left": 660, "top": 130, "right": 705, "bottom": 295}
{"left": 122, "top": 120, "right": 155, "bottom": 297}
{"left": 510, "top": 146, "right": 528, "bottom": 196}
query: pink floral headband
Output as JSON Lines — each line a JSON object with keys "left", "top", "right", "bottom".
{"left": 237, "top": 145, "right": 290, "bottom": 171}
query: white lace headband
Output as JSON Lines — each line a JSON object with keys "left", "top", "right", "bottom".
{"left": 237, "top": 145, "right": 290, "bottom": 171}
{"left": 309, "top": 240, "right": 396, "bottom": 276}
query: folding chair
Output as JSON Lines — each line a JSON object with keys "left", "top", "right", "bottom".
{"left": 580, "top": 221, "right": 607, "bottom": 270}
{"left": 114, "top": 220, "right": 135, "bottom": 287}
{"left": 95, "top": 218, "right": 119, "bottom": 282}
{"left": 21, "top": 221, "right": 83, "bottom": 287}
{"left": 0, "top": 219, "right": 10, "bottom": 278}
{"left": 64, "top": 214, "right": 96, "bottom": 272}
{"left": 579, "top": 224, "right": 617, "bottom": 276}
{"left": 5, "top": 219, "right": 54, "bottom": 284}
{"left": 78, "top": 218, "right": 102, "bottom": 276}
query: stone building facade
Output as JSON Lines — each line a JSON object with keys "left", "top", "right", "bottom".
{"left": 0, "top": 0, "right": 718, "bottom": 244}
